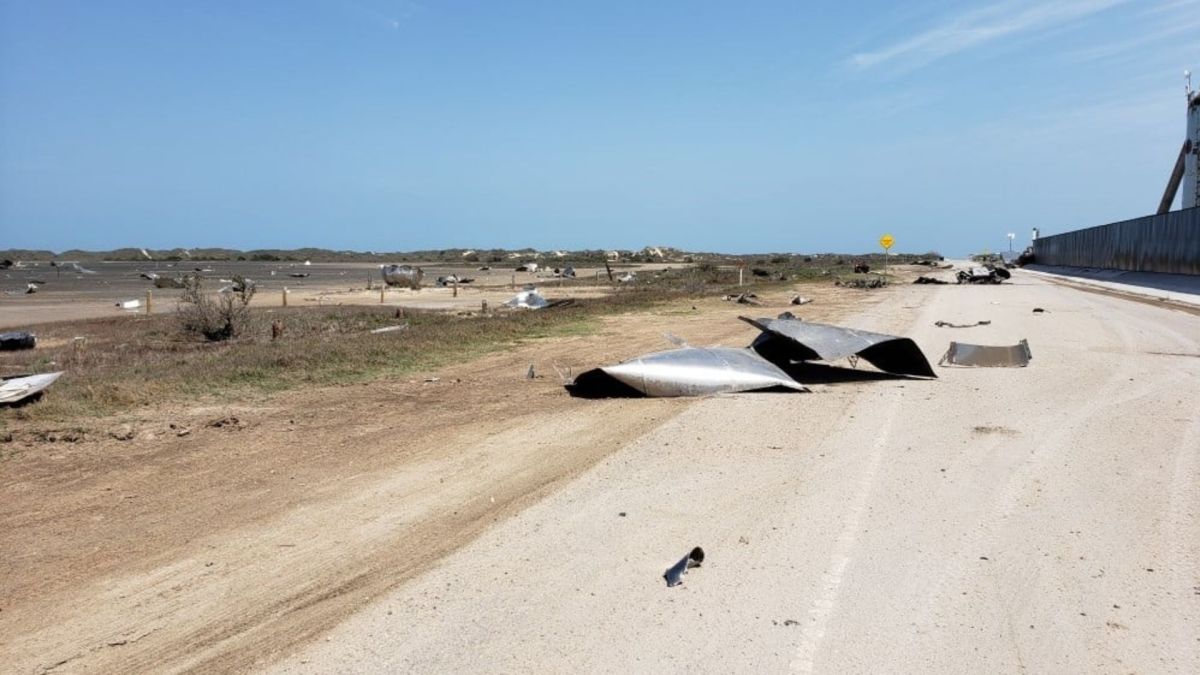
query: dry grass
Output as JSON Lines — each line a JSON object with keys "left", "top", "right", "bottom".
{"left": 0, "top": 288, "right": 683, "bottom": 426}
{"left": 1, "top": 264, "right": 844, "bottom": 430}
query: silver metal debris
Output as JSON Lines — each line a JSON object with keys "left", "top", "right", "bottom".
{"left": 380, "top": 264, "right": 423, "bottom": 289}
{"left": 664, "top": 547, "right": 705, "bottom": 587}
{"left": 939, "top": 340, "right": 1032, "bottom": 367}
{"left": 0, "top": 372, "right": 64, "bottom": 405}
{"left": 568, "top": 346, "right": 808, "bottom": 398}
{"left": 505, "top": 289, "right": 549, "bottom": 310}
{"left": 740, "top": 316, "right": 937, "bottom": 378}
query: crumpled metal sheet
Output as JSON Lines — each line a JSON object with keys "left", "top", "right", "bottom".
{"left": 940, "top": 339, "right": 1032, "bottom": 367}
{"left": 0, "top": 372, "right": 63, "bottom": 405}
{"left": 740, "top": 316, "right": 936, "bottom": 379}
{"left": 505, "top": 289, "right": 549, "bottom": 310}
{"left": 380, "top": 264, "right": 423, "bottom": 289}
{"left": 569, "top": 346, "right": 808, "bottom": 398}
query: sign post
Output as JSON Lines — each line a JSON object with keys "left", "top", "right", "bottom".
{"left": 879, "top": 234, "right": 894, "bottom": 282}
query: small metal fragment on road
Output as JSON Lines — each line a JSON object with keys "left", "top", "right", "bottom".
{"left": 664, "top": 546, "right": 705, "bottom": 587}
{"left": 934, "top": 320, "right": 991, "bottom": 328}
{"left": 939, "top": 340, "right": 1032, "bottom": 367}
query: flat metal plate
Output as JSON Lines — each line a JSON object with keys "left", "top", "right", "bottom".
{"left": 940, "top": 339, "right": 1032, "bottom": 367}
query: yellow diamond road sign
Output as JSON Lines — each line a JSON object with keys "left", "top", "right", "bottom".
{"left": 880, "top": 234, "right": 895, "bottom": 250}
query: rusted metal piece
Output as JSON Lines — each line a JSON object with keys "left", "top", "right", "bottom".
{"left": 741, "top": 316, "right": 936, "bottom": 379}
{"left": 939, "top": 340, "right": 1032, "bottom": 367}
{"left": 567, "top": 346, "right": 808, "bottom": 398}
{"left": 380, "top": 264, "right": 423, "bottom": 289}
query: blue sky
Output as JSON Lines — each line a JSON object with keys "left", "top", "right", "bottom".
{"left": 1, "top": 0, "right": 1195, "bottom": 254}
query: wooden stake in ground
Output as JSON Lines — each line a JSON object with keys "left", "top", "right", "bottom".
{"left": 146, "top": 290, "right": 153, "bottom": 314}
{"left": 282, "top": 287, "right": 288, "bottom": 307}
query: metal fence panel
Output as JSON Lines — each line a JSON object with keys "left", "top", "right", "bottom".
{"left": 1032, "top": 207, "right": 1200, "bottom": 275}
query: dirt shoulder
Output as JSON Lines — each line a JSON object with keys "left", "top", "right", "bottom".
{"left": 0, "top": 281, "right": 875, "bottom": 673}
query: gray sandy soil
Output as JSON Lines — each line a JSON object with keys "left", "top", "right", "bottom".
{"left": 271, "top": 271, "right": 1199, "bottom": 674}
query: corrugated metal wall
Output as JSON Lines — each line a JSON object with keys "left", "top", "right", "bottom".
{"left": 1032, "top": 206, "right": 1200, "bottom": 275}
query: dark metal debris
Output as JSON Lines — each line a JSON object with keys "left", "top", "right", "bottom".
{"left": 914, "top": 276, "right": 950, "bottom": 285}
{"left": 956, "top": 266, "right": 1011, "bottom": 284}
{"left": 0, "top": 331, "right": 36, "bottom": 351}
{"left": 934, "top": 320, "right": 991, "bottom": 328}
{"left": 740, "top": 316, "right": 937, "bottom": 378}
{"left": 940, "top": 340, "right": 1032, "bottom": 367}
{"left": 664, "top": 547, "right": 705, "bottom": 587}
{"left": 723, "top": 292, "right": 761, "bottom": 305}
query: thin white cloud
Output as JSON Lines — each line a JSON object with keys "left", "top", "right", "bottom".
{"left": 1066, "top": 16, "right": 1200, "bottom": 63}
{"left": 850, "top": 0, "right": 1130, "bottom": 70}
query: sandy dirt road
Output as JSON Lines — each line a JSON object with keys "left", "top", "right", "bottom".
{"left": 269, "top": 271, "right": 1200, "bottom": 673}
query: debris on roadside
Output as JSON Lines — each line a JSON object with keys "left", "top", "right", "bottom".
{"left": 934, "top": 320, "right": 991, "bottom": 328}
{"left": 740, "top": 316, "right": 937, "bottom": 378}
{"left": 913, "top": 276, "right": 949, "bottom": 285}
{"left": 380, "top": 264, "right": 423, "bottom": 289}
{"left": 0, "top": 372, "right": 64, "bottom": 406}
{"left": 617, "top": 272, "right": 637, "bottom": 283}
{"left": 723, "top": 292, "right": 761, "bottom": 305}
{"left": 369, "top": 324, "right": 409, "bottom": 334}
{"left": 505, "top": 289, "right": 549, "bottom": 310}
{"left": 790, "top": 295, "right": 812, "bottom": 306}
{"left": 956, "top": 265, "right": 1011, "bottom": 285}
{"left": 436, "top": 274, "right": 475, "bottom": 287}
{"left": 1032, "top": 307, "right": 1046, "bottom": 313}
{"left": 154, "top": 276, "right": 186, "bottom": 289}
{"left": 504, "top": 288, "right": 574, "bottom": 310}
{"left": 288, "top": 272, "right": 310, "bottom": 278}
{"left": 566, "top": 346, "right": 808, "bottom": 398}
{"left": 836, "top": 277, "right": 885, "bottom": 289}
{"left": 116, "top": 299, "right": 142, "bottom": 310}
{"left": 664, "top": 546, "right": 705, "bottom": 587}
{"left": 0, "top": 331, "right": 36, "bottom": 351}
{"left": 939, "top": 340, "right": 1032, "bottom": 367}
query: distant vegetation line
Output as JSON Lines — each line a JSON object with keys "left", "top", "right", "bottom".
{"left": 0, "top": 246, "right": 943, "bottom": 265}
